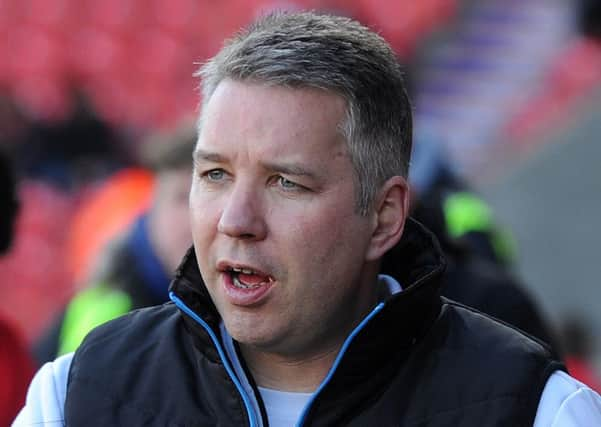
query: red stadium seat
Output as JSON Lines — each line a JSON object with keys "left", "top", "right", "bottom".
{"left": 0, "top": 181, "right": 75, "bottom": 342}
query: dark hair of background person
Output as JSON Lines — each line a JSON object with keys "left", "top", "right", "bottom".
{"left": 580, "top": 0, "right": 601, "bottom": 38}
{"left": 21, "top": 91, "right": 130, "bottom": 190}
{"left": 138, "top": 119, "right": 197, "bottom": 173}
{"left": 0, "top": 149, "right": 20, "bottom": 254}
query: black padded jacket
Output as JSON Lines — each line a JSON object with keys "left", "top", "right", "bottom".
{"left": 64, "top": 219, "right": 563, "bottom": 426}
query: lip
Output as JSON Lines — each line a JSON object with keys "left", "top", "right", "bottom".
{"left": 217, "top": 260, "right": 275, "bottom": 307}
{"left": 221, "top": 271, "right": 274, "bottom": 307}
{"left": 216, "top": 260, "right": 272, "bottom": 278}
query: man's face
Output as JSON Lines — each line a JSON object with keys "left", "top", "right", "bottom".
{"left": 190, "top": 80, "right": 379, "bottom": 358}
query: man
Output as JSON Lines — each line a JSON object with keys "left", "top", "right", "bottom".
{"left": 32, "top": 122, "right": 194, "bottom": 363}
{"left": 409, "top": 132, "right": 516, "bottom": 266}
{"left": 15, "top": 12, "right": 601, "bottom": 426}
{"left": 409, "top": 133, "right": 560, "bottom": 353}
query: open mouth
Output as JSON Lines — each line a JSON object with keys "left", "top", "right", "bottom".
{"left": 226, "top": 266, "right": 275, "bottom": 290}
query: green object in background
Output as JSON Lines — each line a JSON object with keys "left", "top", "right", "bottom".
{"left": 443, "top": 192, "right": 516, "bottom": 264}
{"left": 490, "top": 225, "right": 518, "bottom": 266}
{"left": 443, "top": 192, "right": 493, "bottom": 238}
{"left": 58, "top": 285, "right": 132, "bottom": 356}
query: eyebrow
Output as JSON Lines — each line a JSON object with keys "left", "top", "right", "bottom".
{"left": 193, "top": 149, "right": 320, "bottom": 180}
{"left": 262, "top": 161, "right": 319, "bottom": 179}
{"left": 193, "top": 149, "right": 226, "bottom": 164}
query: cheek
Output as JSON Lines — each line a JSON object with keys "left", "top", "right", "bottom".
{"left": 284, "top": 203, "right": 368, "bottom": 272}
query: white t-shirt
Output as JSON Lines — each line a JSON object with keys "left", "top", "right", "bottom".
{"left": 258, "top": 386, "right": 312, "bottom": 427}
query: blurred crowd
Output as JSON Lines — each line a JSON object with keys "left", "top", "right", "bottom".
{"left": 1, "top": 0, "right": 601, "bottom": 423}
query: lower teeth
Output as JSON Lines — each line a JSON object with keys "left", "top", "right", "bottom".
{"left": 233, "top": 276, "right": 262, "bottom": 289}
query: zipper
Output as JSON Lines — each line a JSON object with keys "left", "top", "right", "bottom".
{"left": 169, "top": 291, "right": 259, "bottom": 427}
{"left": 296, "top": 302, "right": 385, "bottom": 426}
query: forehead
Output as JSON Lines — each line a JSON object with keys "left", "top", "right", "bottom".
{"left": 197, "top": 80, "right": 348, "bottom": 159}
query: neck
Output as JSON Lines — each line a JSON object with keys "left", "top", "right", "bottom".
{"left": 240, "top": 343, "right": 340, "bottom": 393}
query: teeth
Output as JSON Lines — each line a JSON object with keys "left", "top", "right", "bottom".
{"left": 230, "top": 267, "right": 256, "bottom": 275}
{"left": 233, "top": 276, "right": 261, "bottom": 289}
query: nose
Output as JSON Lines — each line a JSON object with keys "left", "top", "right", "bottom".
{"left": 217, "top": 182, "right": 267, "bottom": 240}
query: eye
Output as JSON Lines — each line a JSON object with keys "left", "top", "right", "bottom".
{"left": 278, "top": 176, "right": 299, "bottom": 190}
{"left": 204, "top": 169, "right": 226, "bottom": 181}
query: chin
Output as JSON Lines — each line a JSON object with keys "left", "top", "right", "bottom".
{"left": 224, "top": 314, "right": 278, "bottom": 346}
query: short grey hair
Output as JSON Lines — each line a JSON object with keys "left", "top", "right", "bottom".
{"left": 196, "top": 11, "right": 412, "bottom": 215}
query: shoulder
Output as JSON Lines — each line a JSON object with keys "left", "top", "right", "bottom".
{"left": 63, "top": 303, "right": 218, "bottom": 425}
{"left": 58, "top": 285, "right": 134, "bottom": 355}
{"left": 432, "top": 300, "right": 561, "bottom": 409}
{"left": 410, "top": 300, "right": 564, "bottom": 424}
{"left": 534, "top": 371, "right": 601, "bottom": 426}
{"left": 74, "top": 302, "right": 181, "bottom": 356}
{"left": 64, "top": 303, "right": 190, "bottom": 415}
{"left": 12, "top": 353, "right": 73, "bottom": 426}
{"left": 69, "top": 302, "right": 188, "bottom": 377}
{"left": 439, "top": 298, "right": 555, "bottom": 358}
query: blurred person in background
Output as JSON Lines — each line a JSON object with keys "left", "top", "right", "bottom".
{"left": 409, "top": 132, "right": 516, "bottom": 267}
{"left": 32, "top": 121, "right": 195, "bottom": 364}
{"left": 581, "top": 0, "right": 601, "bottom": 39}
{"left": 19, "top": 91, "right": 130, "bottom": 191}
{"left": 560, "top": 314, "right": 601, "bottom": 392}
{"left": 0, "top": 94, "right": 30, "bottom": 155}
{"left": 0, "top": 149, "right": 35, "bottom": 426}
{"left": 409, "top": 133, "right": 561, "bottom": 354}
{"left": 15, "top": 12, "right": 601, "bottom": 426}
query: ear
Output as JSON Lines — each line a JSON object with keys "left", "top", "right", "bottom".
{"left": 365, "top": 176, "right": 410, "bottom": 262}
